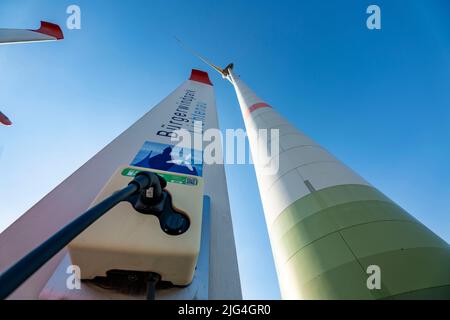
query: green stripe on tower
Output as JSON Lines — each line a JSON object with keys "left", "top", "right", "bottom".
{"left": 271, "top": 184, "right": 450, "bottom": 299}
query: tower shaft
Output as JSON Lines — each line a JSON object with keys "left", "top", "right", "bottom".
{"left": 228, "top": 69, "right": 450, "bottom": 299}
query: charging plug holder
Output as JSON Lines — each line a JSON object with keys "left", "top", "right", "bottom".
{"left": 127, "top": 189, "right": 190, "bottom": 236}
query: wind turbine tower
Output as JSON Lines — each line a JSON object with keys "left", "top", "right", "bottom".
{"left": 197, "top": 57, "right": 450, "bottom": 299}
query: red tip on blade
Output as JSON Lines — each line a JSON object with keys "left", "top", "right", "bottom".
{"left": 189, "top": 69, "right": 213, "bottom": 86}
{"left": 0, "top": 112, "right": 12, "bottom": 126}
{"left": 32, "top": 21, "right": 64, "bottom": 40}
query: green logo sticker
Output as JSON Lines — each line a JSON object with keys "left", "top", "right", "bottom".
{"left": 121, "top": 168, "right": 198, "bottom": 186}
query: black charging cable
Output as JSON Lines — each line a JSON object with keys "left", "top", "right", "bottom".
{"left": 0, "top": 171, "right": 163, "bottom": 300}
{"left": 146, "top": 273, "right": 161, "bottom": 300}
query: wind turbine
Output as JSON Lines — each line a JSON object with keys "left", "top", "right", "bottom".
{"left": 180, "top": 40, "right": 450, "bottom": 299}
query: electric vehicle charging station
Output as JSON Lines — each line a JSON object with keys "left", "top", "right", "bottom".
{"left": 68, "top": 165, "right": 204, "bottom": 286}
{"left": 0, "top": 69, "right": 241, "bottom": 300}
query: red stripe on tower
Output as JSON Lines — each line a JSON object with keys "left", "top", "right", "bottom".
{"left": 246, "top": 102, "right": 271, "bottom": 116}
{"left": 189, "top": 69, "right": 213, "bottom": 86}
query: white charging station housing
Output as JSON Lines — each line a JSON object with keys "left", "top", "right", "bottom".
{"left": 68, "top": 166, "right": 204, "bottom": 286}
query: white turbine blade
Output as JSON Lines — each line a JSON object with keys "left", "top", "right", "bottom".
{"left": 0, "top": 21, "right": 64, "bottom": 45}
{"left": 174, "top": 36, "right": 225, "bottom": 76}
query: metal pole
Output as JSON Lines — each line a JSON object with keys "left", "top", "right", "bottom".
{"left": 0, "top": 172, "right": 154, "bottom": 299}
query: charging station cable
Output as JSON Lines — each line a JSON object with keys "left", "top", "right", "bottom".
{"left": 0, "top": 171, "right": 163, "bottom": 300}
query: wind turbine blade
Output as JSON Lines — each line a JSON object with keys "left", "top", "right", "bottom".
{"left": 174, "top": 36, "right": 226, "bottom": 76}
{"left": 0, "top": 21, "right": 63, "bottom": 45}
{"left": 0, "top": 111, "right": 12, "bottom": 126}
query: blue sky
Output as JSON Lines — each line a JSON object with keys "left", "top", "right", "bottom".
{"left": 1, "top": 0, "right": 450, "bottom": 299}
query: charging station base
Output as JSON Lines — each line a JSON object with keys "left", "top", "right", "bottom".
{"left": 38, "top": 196, "right": 211, "bottom": 300}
